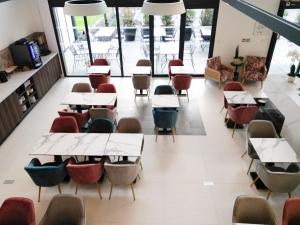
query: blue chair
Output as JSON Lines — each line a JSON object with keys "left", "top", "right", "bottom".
{"left": 152, "top": 109, "right": 178, "bottom": 142}
{"left": 154, "top": 85, "right": 174, "bottom": 95}
{"left": 24, "top": 158, "right": 67, "bottom": 202}
{"left": 87, "top": 118, "right": 114, "bottom": 133}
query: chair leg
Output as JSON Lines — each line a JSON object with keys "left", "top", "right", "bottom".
{"left": 155, "top": 127, "right": 158, "bottom": 142}
{"left": 232, "top": 122, "right": 236, "bottom": 138}
{"left": 140, "top": 161, "right": 143, "bottom": 170}
{"left": 38, "top": 186, "right": 41, "bottom": 202}
{"left": 134, "top": 89, "right": 137, "bottom": 100}
{"left": 288, "top": 192, "right": 291, "bottom": 198}
{"left": 186, "top": 90, "right": 189, "bottom": 102}
{"left": 96, "top": 183, "right": 102, "bottom": 199}
{"left": 241, "top": 150, "right": 247, "bottom": 158}
{"left": 247, "top": 159, "right": 254, "bottom": 175}
{"left": 109, "top": 183, "right": 113, "bottom": 200}
{"left": 130, "top": 183, "right": 136, "bottom": 201}
{"left": 57, "top": 184, "right": 62, "bottom": 194}
{"left": 220, "top": 105, "right": 225, "bottom": 113}
{"left": 250, "top": 176, "right": 259, "bottom": 187}
{"left": 172, "top": 128, "right": 176, "bottom": 142}
{"left": 224, "top": 110, "right": 228, "bottom": 120}
{"left": 267, "top": 190, "right": 272, "bottom": 200}
{"left": 75, "top": 184, "right": 79, "bottom": 195}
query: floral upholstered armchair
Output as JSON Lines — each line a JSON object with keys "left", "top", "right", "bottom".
{"left": 204, "top": 56, "right": 234, "bottom": 88}
{"left": 242, "top": 56, "right": 267, "bottom": 87}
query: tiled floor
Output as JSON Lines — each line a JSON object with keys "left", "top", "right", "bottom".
{"left": 0, "top": 76, "right": 299, "bottom": 225}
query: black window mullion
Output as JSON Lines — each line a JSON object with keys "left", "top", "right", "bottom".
{"left": 83, "top": 16, "right": 93, "bottom": 65}
{"left": 179, "top": 13, "right": 186, "bottom": 60}
{"left": 116, "top": 7, "right": 124, "bottom": 76}
{"left": 149, "top": 15, "right": 155, "bottom": 76}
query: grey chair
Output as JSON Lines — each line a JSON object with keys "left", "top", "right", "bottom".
{"left": 243, "top": 120, "right": 278, "bottom": 174}
{"left": 252, "top": 163, "right": 300, "bottom": 199}
{"left": 232, "top": 195, "right": 278, "bottom": 225}
{"left": 39, "top": 194, "right": 85, "bottom": 225}
{"left": 88, "top": 108, "right": 116, "bottom": 124}
{"left": 132, "top": 59, "right": 152, "bottom": 99}
{"left": 104, "top": 158, "right": 141, "bottom": 201}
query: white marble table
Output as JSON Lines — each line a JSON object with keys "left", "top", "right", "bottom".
{"left": 224, "top": 91, "right": 257, "bottom": 105}
{"left": 132, "top": 66, "right": 151, "bottom": 75}
{"left": 152, "top": 95, "right": 180, "bottom": 108}
{"left": 170, "top": 66, "right": 195, "bottom": 74}
{"left": 249, "top": 138, "right": 300, "bottom": 163}
{"left": 104, "top": 133, "right": 144, "bottom": 157}
{"left": 30, "top": 133, "right": 110, "bottom": 156}
{"left": 61, "top": 92, "right": 117, "bottom": 106}
{"left": 88, "top": 65, "right": 111, "bottom": 74}
{"left": 233, "top": 223, "right": 267, "bottom": 225}
{"left": 94, "top": 27, "right": 116, "bottom": 39}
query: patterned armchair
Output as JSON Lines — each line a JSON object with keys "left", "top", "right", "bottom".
{"left": 204, "top": 56, "right": 234, "bottom": 88}
{"left": 242, "top": 56, "right": 267, "bottom": 87}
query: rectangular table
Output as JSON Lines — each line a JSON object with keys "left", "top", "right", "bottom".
{"left": 152, "top": 95, "right": 180, "bottom": 108}
{"left": 88, "top": 65, "right": 111, "bottom": 74}
{"left": 61, "top": 92, "right": 117, "bottom": 106}
{"left": 31, "top": 133, "right": 144, "bottom": 157}
{"left": 132, "top": 66, "right": 151, "bottom": 75}
{"left": 170, "top": 66, "right": 195, "bottom": 74}
{"left": 249, "top": 138, "right": 300, "bottom": 163}
{"left": 233, "top": 224, "right": 268, "bottom": 225}
{"left": 224, "top": 91, "right": 257, "bottom": 105}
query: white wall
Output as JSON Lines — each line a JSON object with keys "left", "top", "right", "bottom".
{"left": 0, "top": 0, "right": 43, "bottom": 50}
{"left": 214, "top": 0, "right": 281, "bottom": 64}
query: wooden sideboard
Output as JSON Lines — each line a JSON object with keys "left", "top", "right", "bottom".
{"left": 0, "top": 53, "right": 61, "bottom": 144}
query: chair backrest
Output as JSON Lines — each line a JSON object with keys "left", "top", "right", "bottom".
{"left": 117, "top": 117, "right": 142, "bottom": 133}
{"left": 136, "top": 59, "right": 151, "bottom": 67}
{"left": 172, "top": 75, "right": 192, "bottom": 90}
{"left": 152, "top": 109, "right": 178, "bottom": 129}
{"left": 245, "top": 56, "right": 266, "bottom": 71}
{"left": 88, "top": 108, "right": 115, "bottom": 122}
{"left": 58, "top": 111, "right": 87, "bottom": 129}
{"left": 232, "top": 195, "right": 277, "bottom": 225}
{"left": 283, "top": 198, "right": 300, "bottom": 225}
{"left": 247, "top": 120, "right": 278, "bottom": 139}
{"left": 72, "top": 83, "right": 92, "bottom": 93}
{"left": 67, "top": 159, "right": 103, "bottom": 184}
{"left": 168, "top": 59, "right": 184, "bottom": 76}
{"left": 154, "top": 85, "right": 174, "bottom": 95}
{"left": 224, "top": 82, "right": 244, "bottom": 91}
{"left": 89, "top": 74, "right": 109, "bottom": 89}
{"left": 97, "top": 83, "right": 117, "bottom": 93}
{"left": 50, "top": 116, "right": 79, "bottom": 133}
{"left": 132, "top": 75, "right": 150, "bottom": 90}
{"left": 0, "top": 197, "right": 35, "bottom": 225}
{"left": 87, "top": 118, "right": 114, "bottom": 133}
{"left": 39, "top": 194, "right": 85, "bottom": 225}
{"left": 228, "top": 105, "right": 258, "bottom": 124}
{"left": 207, "top": 56, "right": 221, "bottom": 70}
{"left": 93, "top": 58, "right": 109, "bottom": 66}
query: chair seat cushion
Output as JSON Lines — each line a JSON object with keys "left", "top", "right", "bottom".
{"left": 244, "top": 71, "right": 265, "bottom": 81}
{"left": 220, "top": 69, "right": 234, "bottom": 82}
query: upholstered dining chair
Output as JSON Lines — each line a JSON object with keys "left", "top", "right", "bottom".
{"left": 89, "top": 74, "right": 110, "bottom": 91}
{"left": 152, "top": 109, "right": 178, "bottom": 142}
{"left": 96, "top": 83, "right": 117, "bottom": 109}
{"left": 104, "top": 158, "right": 141, "bottom": 201}
{"left": 117, "top": 117, "right": 142, "bottom": 133}
{"left": 204, "top": 56, "right": 234, "bottom": 88}
{"left": 93, "top": 58, "right": 111, "bottom": 75}
{"left": 24, "top": 158, "right": 67, "bottom": 202}
{"left": 87, "top": 118, "right": 114, "bottom": 133}
{"left": 243, "top": 120, "right": 278, "bottom": 174}
{"left": 88, "top": 108, "right": 116, "bottom": 124}
{"left": 50, "top": 116, "right": 79, "bottom": 133}
{"left": 282, "top": 198, "right": 300, "bottom": 225}
{"left": 232, "top": 195, "right": 278, "bottom": 225}
{"left": 154, "top": 85, "right": 174, "bottom": 95}
{"left": 227, "top": 105, "right": 258, "bottom": 137}
{"left": 132, "top": 75, "right": 151, "bottom": 99}
{"left": 252, "top": 163, "right": 300, "bottom": 199}
{"left": 172, "top": 75, "right": 192, "bottom": 101}
{"left": 58, "top": 111, "right": 90, "bottom": 131}
{"left": 70, "top": 83, "right": 92, "bottom": 111}
{"left": 242, "top": 56, "right": 267, "bottom": 88}
{"left": 39, "top": 194, "right": 85, "bottom": 225}
{"left": 0, "top": 197, "right": 35, "bottom": 225}
{"left": 66, "top": 158, "right": 104, "bottom": 198}
{"left": 168, "top": 59, "right": 184, "bottom": 83}
{"left": 221, "top": 82, "right": 244, "bottom": 117}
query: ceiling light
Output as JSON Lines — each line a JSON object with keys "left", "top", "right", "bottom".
{"left": 64, "top": 0, "right": 107, "bottom": 16}
{"left": 142, "top": 0, "right": 186, "bottom": 16}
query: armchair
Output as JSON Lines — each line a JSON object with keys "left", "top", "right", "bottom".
{"left": 172, "top": 75, "right": 192, "bottom": 101}
{"left": 242, "top": 56, "right": 267, "bottom": 87}
{"left": 204, "top": 56, "right": 234, "bottom": 88}
{"left": 283, "top": 198, "right": 300, "bottom": 225}
{"left": 58, "top": 111, "right": 90, "bottom": 131}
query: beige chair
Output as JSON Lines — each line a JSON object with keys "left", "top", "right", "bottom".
{"left": 104, "top": 158, "right": 141, "bottom": 201}
{"left": 242, "top": 120, "right": 278, "bottom": 174}
{"left": 132, "top": 59, "right": 151, "bottom": 99}
{"left": 232, "top": 195, "right": 278, "bottom": 225}
{"left": 39, "top": 194, "right": 85, "bottom": 225}
{"left": 252, "top": 163, "right": 300, "bottom": 199}
{"left": 88, "top": 108, "right": 116, "bottom": 124}
{"left": 71, "top": 83, "right": 92, "bottom": 111}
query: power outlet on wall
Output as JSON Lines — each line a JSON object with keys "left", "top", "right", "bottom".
{"left": 241, "top": 38, "right": 251, "bottom": 42}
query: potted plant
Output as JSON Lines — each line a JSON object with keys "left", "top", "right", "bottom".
{"left": 200, "top": 9, "right": 213, "bottom": 26}
{"left": 123, "top": 8, "right": 136, "bottom": 41}
{"left": 185, "top": 9, "right": 195, "bottom": 41}
{"left": 287, "top": 50, "right": 300, "bottom": 83}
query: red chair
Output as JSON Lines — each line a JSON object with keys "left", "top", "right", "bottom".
{"left": 66, "top": 158, "right": 104, "bottom": 198}
{"left": 89, "top": 74, "right": 110, "bottom": 90}
{"left": 227, "top": 105, "right": 258, "bottom": 137}
{"left": 172, "top": 75, "right": 192, "bottom": 101}
{"left": 222, "top": 82, "right": 244, "bottom": 117}
{"left": 58, "top": 111, "right": 90, "bottom": 130}
{"left": 96, "top": 83, "right": 117, "bottom": 109}
{"left": 0, "top": 197, "right": 35, "bottom": 225}
{"left": 50, "top": 116, "right": 79, "bottom": 133}
{"left": 93, "top": 58, "right": 109, "bottom": 67}
{"left": 168, "top": 59, "right": 184, "bottom": 83}
{"left": 283, "top": 198, "right": 300, "bottom": 225}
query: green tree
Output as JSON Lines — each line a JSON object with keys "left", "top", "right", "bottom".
{"left": 200, "top": 9, "right": 213, "bottom": 26}
{"left": 186, "top": 9, "right": 195, "bottom": 26}
{"left": 161, "top": 16, "right": 174, "bottom": 26}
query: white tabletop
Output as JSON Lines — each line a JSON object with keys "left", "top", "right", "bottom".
{"left": 250, "top": 138, "right": 300, "bottom": 163}
{"left": 61, "top": 92, "right": 117, "bottom": 106}
{"left": 94, "top": 27, "right": 116, "bottom": 38}
{"left": 152, "top": 95, "right": 180, "bottom": 108}
{"left": 233, "top": 223, "right": 267, "bottom": 225}
{"left": 90, "top": 42, "right": 111, "bottom": 54}
{"left": 132, "top": 66, "right": 151, "bottom": 75}
{"left": 105, "top": 133, "right": 144, "bottom": 157}
{"left": 223, "top": 91, "right": 257, "bottom": 105}
{"left": 170, "top": 66, "right": 194, "bottom": 75}
{"left": 30, "top": 133, "right": 110, "bottom": 156}
{"left": 159, "top": 42, "right": 179, "bottom": 55}
{"left": 154, "top": 27, "right": 166, "bottom": 37}
{"left": 88, "top": 65, "right": 111, "bottom": 74}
